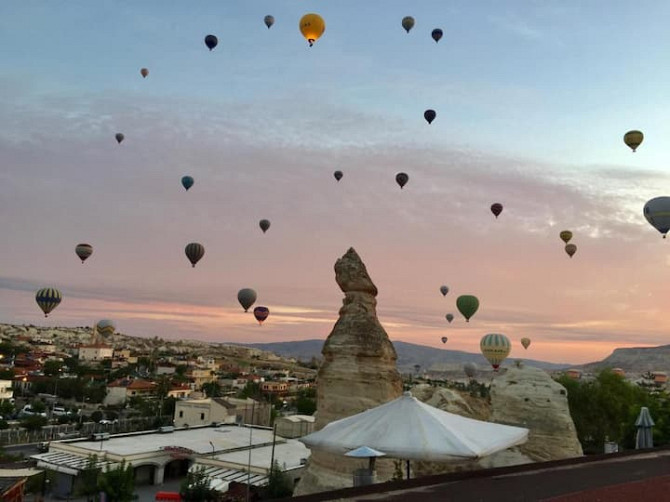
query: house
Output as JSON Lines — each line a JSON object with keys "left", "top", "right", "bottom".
{"left": 0, "top": 379, "right": 14, "bottom": 401}
{"left": 274, "top": 414, "right": 315, "bottom": 439}
{"left": 188, "top": 368, "right": 217, "bottom": 389}
{"left": 104, "top": 378, "right": 157, "bottom": 406}
{"left": 260, "top": 381, "right": 289, "bottom": 396}
{"left": 173, "top": 397, "right": 271, "bottom": 427}
{"left": 168, "top": 384, "right": 192, "bottom": 400}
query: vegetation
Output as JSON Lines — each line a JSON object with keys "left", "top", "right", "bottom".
{"left": 263, "top": 460, "right": 294, "bottom": 499}
{"left": 556, "top": 369, "right": 668, "bottom": 454}
{"left": 295, "top": 388, "right": 317, "bottom": 415}
{"left": 97, "top": 460, "right": 136, "bottom": 502}
{"left": 180, "top": 466, "right": 221, "bottom": 501}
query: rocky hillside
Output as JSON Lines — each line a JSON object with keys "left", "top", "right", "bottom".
{"left": 580, "top": 345, "right": 670, "bottom": 374}
{"left": 246, "top": 339, "right": 573, "bottom": 374}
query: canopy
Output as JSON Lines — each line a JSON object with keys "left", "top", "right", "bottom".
{"left": 345, "top": 446, "right": 386, "bottom": 458}
{"left": 635, "top": 407, "right": 654, "bottom": 450}
{"left": 300, "top": 392, "right": 528, "bottom": 462}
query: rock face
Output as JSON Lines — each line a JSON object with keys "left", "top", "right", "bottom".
{"left": 294, "top": 248, "right": 403, "bottom": 496}
{"left": 413, "top": 364, "right": 582, "bottom": 477}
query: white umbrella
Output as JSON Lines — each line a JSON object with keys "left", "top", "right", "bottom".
{"left": 300, "top": 392, "right": 528, "bottom": 462}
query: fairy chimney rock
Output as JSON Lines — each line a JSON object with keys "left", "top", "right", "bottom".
{"left": 294, "top": 248, "right": 403, "bottom": 495}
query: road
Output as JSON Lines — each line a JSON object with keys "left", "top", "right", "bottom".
{"left": 4, "top": 442, "right": 40, "bottom": 459}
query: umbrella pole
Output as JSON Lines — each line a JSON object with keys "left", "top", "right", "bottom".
{"left": 406, "top": 460, "right": 410, "bottom": 479}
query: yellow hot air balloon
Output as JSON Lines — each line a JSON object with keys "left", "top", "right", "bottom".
{"left": 520, "top": 337, "right": 531, "bottom": 350}
{"left": 623, "top": 130, "right": 643, "bottom": 152}
{"left": 480, "top": 333, "right": 511, "bottom": 371}
{"left": 559, "top": 230, "right": 572, "bottom": 244}
{"left": 299, "top": 13, "right": 325, "bottom": 46}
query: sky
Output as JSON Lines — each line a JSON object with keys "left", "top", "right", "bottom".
{"left": 2, "top": 1, "right": 670, "bottom": 364}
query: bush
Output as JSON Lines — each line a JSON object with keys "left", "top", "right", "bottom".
{"left": 21, "top": 415, "right": 48, "bottom": 431}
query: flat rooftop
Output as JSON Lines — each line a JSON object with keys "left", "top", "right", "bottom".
{"left": 212, "top": 442, "right": 310, "bottom": 470}
{"left": 68, "top": 426, "right": 276, "bottom": 456}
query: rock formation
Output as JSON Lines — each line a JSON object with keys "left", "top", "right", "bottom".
{"left": 413, "top": 364, "right": 583, "bottom": 477}
{"left": 294, "top": 248, "right": 403, "bottom": 495}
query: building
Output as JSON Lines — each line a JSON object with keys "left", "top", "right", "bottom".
{"left": 167, "top": 384, "right": 192, "bottom": 400}
{"left": 261, "top": 381, "right": 289, "bottom": 396}
{"left": 174, "top": 397, "right": 271, "bottom": 428}
{"left": 188, "top": 368, "right": 217, "bottom": 389}
{"left": 104, "top": 378, "right": 157, "bottom": 406}
{"left": 0, "top": 379, "right": 14, "bottom": 401}
{"left": 78, "top": 342, "right": 114, "bottom": 362}
{"left": 0, "top": 477, "right": 26, "bottom": 502}
{"left": 32, "top": 424, "right": 309, "bottom": 499}
{"left": 565, "top": 369, "right": 582, "bottom": 380}
{"left": 275, "top": 415, "right": 316, "bottom": 439}
{"left": 652, "top": 371, "right": 667, "bottom": 386}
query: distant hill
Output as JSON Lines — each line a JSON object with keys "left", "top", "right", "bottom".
{"left": 244, "top": 339, "right": 573, "bottom": 373}
{"left": 579, "top": 345, "right": 670, "bottom": 374}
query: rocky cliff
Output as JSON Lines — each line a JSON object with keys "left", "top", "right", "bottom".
{"left": 294, "top": 248, "right": 403, "bottom": 496}
{"left": 413, "top": 364, "right": 583, "bottom": 476}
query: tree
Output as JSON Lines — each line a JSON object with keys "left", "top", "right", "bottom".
{"left": 180, "top": 466, "right": 220, "bottom": 501}
{"left": 91, "top": 410, "right": 103, "bottom": 423}
{"left": 77, "top": 455, "right": 101, "bottom": 501}
{"left": 202, "top": 381, "right": 222, "bottom": 398}
{"left": 43, "top": 360, "right": 64, "bottom": 377}
{"left": 295, "top": 388, "right": 317, "bottom": 415}
{"left": 237, "top": 382, "right": 262, "bottom": 400}
{"left": 31, "top": 400, "right": 46, "bottom": 413}
{"left": 0, "top": 399, "right": 15, "bottom": 417}
{"left": 263, "top": 461, "right": 294, "bottom": 499}
{"left": 97, "top": 460, "right": 135, "bottom": 502}
{"left": 21, "top": 415, "right": 47, "bottom": 431}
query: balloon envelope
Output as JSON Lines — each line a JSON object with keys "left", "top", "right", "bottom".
{"left": 185, "top": 242, "right": 205, "bottom": 267}
{"left": 140, "top": 68, "right": 149, "bottom": 78}
{"left": 464, "top": 362, "right": 477, "bottom": 378}
{"left": 446, "top": 313, "right": 454, "bottom": 323}
{"left": 432, "top": 28, "right": 443, "bottom": 42}
{"left": 264, "top": 15, "right": 275, "bottom": 29}
{"left": 36, "top": 288, "right": 62, "bottom": 317}
{"left": 456, "top": 295, "right": 479, "bottom": 322}
{"left": 181, "top": 176, "right": 194, "bottom": 191}
{"left": 96, "top": 319, "right": 116, "bottom": 337}
{"left": 491, "top": 203, "right": 503, "bottom": 218}
{"left": 253, "top": 306, "right": 269, "bottom": 324}
{"left": 644, "top": 197, "right": 670, "bottom": 238}
{"left": 424, "top": 109, "right": 436, "bottom": 124}
{"left": 559, "top": 230, "right": 573, "bottom": 244}
{"left": 565, "top": 243, "right": 577, "bottom": 258}
{"left": 441, "top": 336, "right": 448, "bottom": 344}
{"left": 259, "top": 219, "right": 271, "bottom": 233}
{"left": 624, "top": 130, "right": 643, "bottom": 152}
{"left": 75, "top": 243, "right": 93, "bottom": 263}
{"left": 115, "top": 133, "right": 124, "bottom": 144}
{"left": 402, "top": 16, "right": 415, "bottom": 33}
{"left": 204, "top": 34, "right": 218, "bottom": 50}
{"left": 440, "top": 285, "right": 449, "bottom": 296}
{"left": 299, "top": 13, "right": 325, "bottom": 46}
{"left": 334, "top": 170, "right": 343, "bottom": 182}
{"left": 238, "top": 288, "right": 257, "bottom": 312}
{"left": 396, "top": 172, "right": 409, "bottom": 189}
{"left": 480, "top": 333, "right": 511, "bottom": 370}
{"left": 520, "top": 337, "right": 531, "bottom": 350}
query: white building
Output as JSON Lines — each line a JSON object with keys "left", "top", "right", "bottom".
{"left": 78, "top": 342, "right": 114, "bottom": 362}
{"left": 174, "top": 397, "right": 271, "bottom": 428}
{"left": 0, "top": 380, "right": 14, "bottom": 401}
{"left": 32, "top": 425, "right": 309, "bottom": 499}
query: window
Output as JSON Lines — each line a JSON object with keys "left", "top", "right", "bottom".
{"left": 179, "top": 411, "right": 183, "bottom": 418}
{"left": 200, "top": 413, "right": 205, "bottom": 421}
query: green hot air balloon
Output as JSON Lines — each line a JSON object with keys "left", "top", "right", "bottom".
{"left": 36, "top": 288, "right": 62, "bottom": 317}
{"left": 456, "top": 295, "right": 479, "bottom": 322}
{"left": 401, "top": 16, "right": 415, "bottom": 33}
{"left": 238, "top": 288, "right": 257, "bottom": 312}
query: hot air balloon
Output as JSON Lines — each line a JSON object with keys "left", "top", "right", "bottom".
{"left": 96, "top": 319, "right": 116, "bottom": 337}
{"left": 441, "top": 336, "right": 448, "bottom": 344}
{"left": 624, "top": 130, "right": 643, "bottom": 152}
{"left": 520, "top": 337, "right": 531, "bottom": 350}
{"left": 238, "top": 288, "right": 257, "bottom": 312}
{"left": 181, "top": 176, "right": 194, "bottom": 191}
{"left": 185, "top": 242, "right": 205, "bottom": 267}
{"left": 264, "top": 15, "right": 275, "bottom": 29}
{"left": 259, "top": 219, "right": 271, "bottom": 233}
{"left": 560, "top": 230, "right": 573, "bottom": 244}
{"left": 565, "top": 243, "right": 577, "bottom": 258}
{"left": 456, "top": 295, "right": 479, "bottom": 322}
{"left": 402, "top": 16, "right": 415, "bottom": 33}
{"left": 115, "top": 133, "right": 124, "bottom": 144}
{"left": 440, "top": 285, "right": 449, "bottom": 296}
{"left": 253, "top": 306, "right": 269, "bottom": 325}
{"left": 36, "top": 288, "right": 62, "bottom": 318}
{"left": 396, "top": 172, "right": 409, "bottom": 189}
{"left": 446, "top": 313, "right": 454, "bottom": 323}
{"left": 299, "top": 13, "right": 325, "bottom": 47}
{"left": 424, "top": 109, "right": 436, "bottom": 124}
{"left": 204, "top": 34, "right": 218, "bottom": 51}
{"left": 140, "top": 68, "right": 149, "bottom": 78}
{"left": 464, "top": 362, "right": 476, "bottom": 378}
{"left": 75, "top": 243, "right": 93, "bottom": 263}
{"left": 644, "top": 197, "right": 670, "bottom": 238}
{"left": 490, "top": 203, "right": 503, "bottom": 218}
{"left": 480, "top": 333, "right": 511, "bottom": 371}
{"left": 431, "top": 28, "right": 443, "bottom": 43}
{"left": 334, "top": 170, "right": 343, "bottom": 182}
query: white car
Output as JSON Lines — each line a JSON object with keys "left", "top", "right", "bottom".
{"left": 99, "top": 419, "right": 119, "bottom": 425}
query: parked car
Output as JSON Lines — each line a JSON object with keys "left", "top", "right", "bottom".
{"left": 19, "top": 405, "right": 47, "bottom": 418}
{"left": 51, "top": 407, "right": 69, "bottom": 417}
{"left": 99, "top": 419, "right": 119, "bottom": 425}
